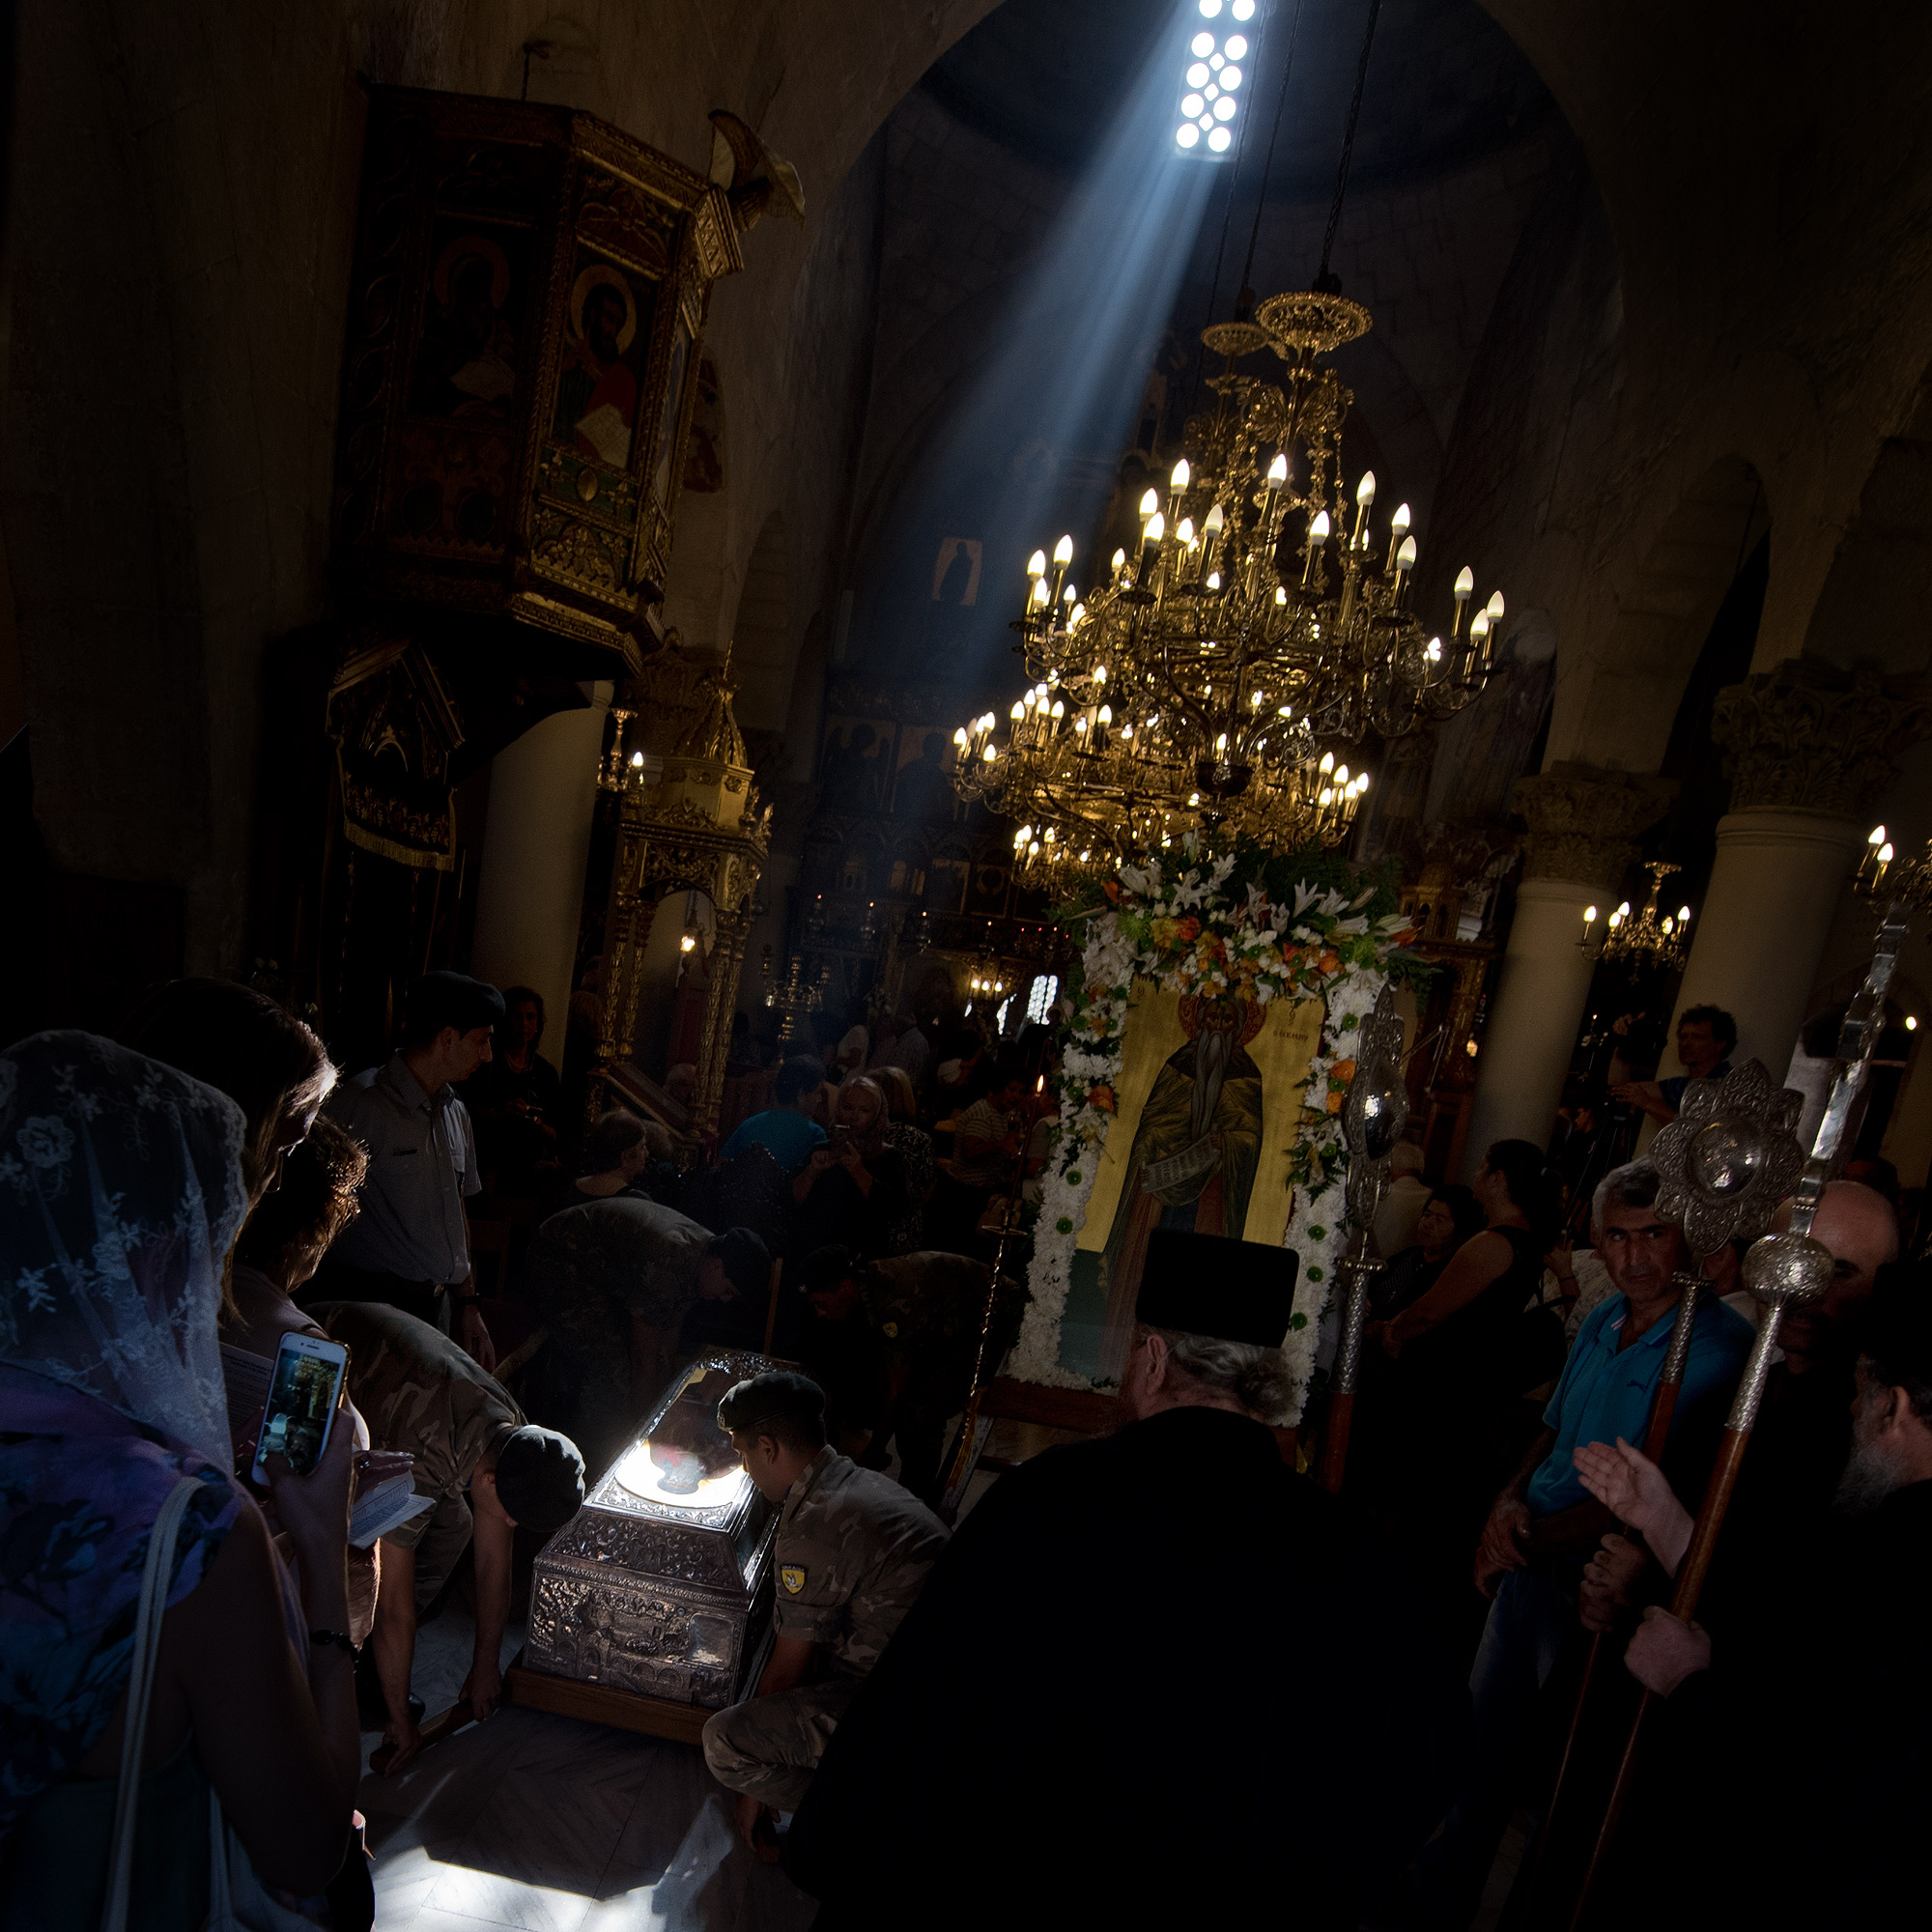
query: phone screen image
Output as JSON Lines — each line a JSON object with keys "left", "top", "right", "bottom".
{"left": 252, "top": 1333, "right": 348, "bottom": 1482}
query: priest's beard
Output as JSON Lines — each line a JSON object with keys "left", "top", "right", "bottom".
{"left": 1832, "top": 1437, "right": 1905, "bottom": 1515}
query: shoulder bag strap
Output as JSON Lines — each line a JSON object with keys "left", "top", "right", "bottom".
{"left": 99, "top": 1473, "right": 204, "bottom": 1932}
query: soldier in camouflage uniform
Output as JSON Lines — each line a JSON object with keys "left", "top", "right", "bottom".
{"left": 316, "top": 1300, "right": 584, "bottom": 1772}
{"left": 526, "top": 1195, "right": 769, "bottom": 1480}
{"left": 800, "top": 1246, "right": 1025, "bottom": 1504}
{"left": 701, "top": 1371, "right": 948, "bottom": 1858}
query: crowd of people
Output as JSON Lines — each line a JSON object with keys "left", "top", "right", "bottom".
{"left": 2, "top": 972, "right": 1924, "bottom": 1928}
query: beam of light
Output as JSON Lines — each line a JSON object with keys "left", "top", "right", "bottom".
{"left": 1177, "top": 0, "right": 1260, "bottom": 156}
{"left": 877, "top": 3, "right": 1219, "bottom": 686}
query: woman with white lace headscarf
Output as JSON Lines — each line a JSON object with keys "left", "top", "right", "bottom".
{"left": 0, "top": 1032, "right": 360, "bottom": 1927}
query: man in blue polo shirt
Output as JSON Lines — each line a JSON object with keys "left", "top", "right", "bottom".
{"left": 722, "top": 1055, "right": 830, "bottom": 1172}
{"left": 1413, "top": 1159, "right": 1751, "bottom": 1926}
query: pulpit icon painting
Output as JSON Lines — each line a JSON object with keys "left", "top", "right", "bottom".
{"left": 554, "top": 260, "right": 652, "bottom": 469}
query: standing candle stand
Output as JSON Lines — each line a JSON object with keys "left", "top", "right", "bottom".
{"left": 1521, "top": 1059, "right": 1803, "bottom": 1917}
{"left": 1564, "top": 872, "right": 1922, "bottom": 1928}
{"left": 1318, "top": 983, "right": 1409, "bottom": 1493}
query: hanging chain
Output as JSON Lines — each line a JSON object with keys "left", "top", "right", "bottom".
{"left": 1317, "top": 0, "right": 1382, "bottom": 290}
{"left": 1239, "top": 0, "right": 1307, "bottom": 300}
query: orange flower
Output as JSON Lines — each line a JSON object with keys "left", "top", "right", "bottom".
{"left": 1319, "top": 950, "right": 1342, "bottom": 975}
{"left": 1391, "top": 926, "right": 1418, "bottom": 948}
{"left": 1331, "top": 1058, "right": 1357, "bottom": 1085}
{"left": 1103, "top": 878, "right": 1121, "bottom": 902}
{"left": 1325, "top": 1090, "right": 1346, "bottom": 1114}
{"left": 1088, "top": 1084, "right": 1117, "bottom": 1114}
{"left": 1177, "top": 916, "right": 1201, "bottom": 942}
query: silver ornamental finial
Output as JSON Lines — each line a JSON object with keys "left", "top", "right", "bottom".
{"left": 1648, "top": 1059, "right": 1804, "bottom": 1260}
{"left": 1341, "top": 981, "right": 1409, "bottom": 1234}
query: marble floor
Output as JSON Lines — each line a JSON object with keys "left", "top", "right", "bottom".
{"left": 357, "top": 1613, "right": 817, "bottom": 1932}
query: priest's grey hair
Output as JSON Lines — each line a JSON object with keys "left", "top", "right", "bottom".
{"left": 1144, "top": 1326, "right": 1295, "bottom": 1426}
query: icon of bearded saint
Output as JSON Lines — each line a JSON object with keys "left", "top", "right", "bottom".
{"left": 554, "top": 270, "right": 639, "bottom": 469}
{"left": 1097, "top": 994, "right": 1265, "bottom": 1378}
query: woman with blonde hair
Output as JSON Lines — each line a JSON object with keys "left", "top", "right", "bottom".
{"left": 792, "top": 1073, "right": 913, "bottom": 1258}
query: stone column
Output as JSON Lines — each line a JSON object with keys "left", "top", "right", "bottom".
{"left": 469, "top": 684, "right": 611, "bottom": 1044}
{"left": 1462, "top": 764, "right": 1677, "bottom": 1171}
{"left": 1665, "top": 661, "right": 1930, "bottom": 1079}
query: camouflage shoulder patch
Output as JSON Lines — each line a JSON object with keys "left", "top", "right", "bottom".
{"left": 781, "top": 1564, "right": 807, "bottom": 1595}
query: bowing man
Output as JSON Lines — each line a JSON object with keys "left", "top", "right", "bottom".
{"left": 785, "top": 1229, "right": 1470, "bottom": 1929}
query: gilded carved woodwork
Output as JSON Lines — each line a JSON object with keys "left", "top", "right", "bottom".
{"left": 595, "top": 658, "right": 769, "bottom": 1136}
{"left": 1510, "top": 762, "right": 1678, "bottom": 892}
{"left": 331, "top": 90, "right": 744, "bottom": 667}
{"left": 1713, "top": 658, "right": 1932, "bottom": 816}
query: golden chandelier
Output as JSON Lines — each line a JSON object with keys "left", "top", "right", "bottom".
{"left": 953, "top": 292, "right": 1504, "bottom": 882}
{"left": 1579, "top": 861, "right": 1693, "bottom": 970}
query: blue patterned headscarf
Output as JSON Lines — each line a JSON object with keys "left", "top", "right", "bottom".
{"left": 0, "top": 1031, "right": 250, "bottom": 1465}
{"left": 0, "top": 1033, "right": 254, "bottom": 1835}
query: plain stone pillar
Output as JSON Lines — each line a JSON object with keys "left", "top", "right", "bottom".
{"left": 1664, "top": 810, "right": 1864, "bottom": 1074}
{"left": 1463, "top": 878, "right": 1604, "bottom": 1159}
{"left": 1461, "top": 763, "right": 1677, "bottom": 1179}
{"left": 1660, "top": 658, "right": 1932, "bottom": 1087}
{"left": 470, "top": 685, "right": 611, "bottom": 1040}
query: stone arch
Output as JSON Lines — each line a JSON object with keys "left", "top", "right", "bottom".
{"left": 1796, "top": 361, "right": 1932, "bottom": 681}
{"left": 1556, "top": 456, "right": 1769, "bottom": 773}
{"left": 729, "top": 508, "right": 796, "bottom": 731}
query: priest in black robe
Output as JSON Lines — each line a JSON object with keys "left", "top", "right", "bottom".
{"left": 785, "top": 1230, "right": 1470, "bottom": 1927}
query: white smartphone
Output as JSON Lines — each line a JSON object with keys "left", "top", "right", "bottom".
{"left": 251, "top": 1330, "right": 351, "bottom": 1485}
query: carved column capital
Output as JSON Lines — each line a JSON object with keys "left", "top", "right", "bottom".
{"left": 1510, "top": 762, "right": 1678, "bottom": 892}
{"left": 1713, "top": 658, "right": 1932, "bottom": 816}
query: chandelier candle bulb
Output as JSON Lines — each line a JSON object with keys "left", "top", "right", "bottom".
{"left": 1394, "top": 534, "right": 1417, "bottom": 596}
{"left": 1027, "top": 549, "right": 1046, "bottom": 580}
{"left": 1352, "top": 470, "right": 1377, "bottom": 546}
{"left": 1385, "top": 501, "right": 1412, "bottom": 572}
{"left": 1452, "top": 565, "right": 1475, "bottom": 637}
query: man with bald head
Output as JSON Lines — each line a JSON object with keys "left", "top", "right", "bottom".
{"left": 1770, "top": 1179, "right": 1899, "bottom": 1376}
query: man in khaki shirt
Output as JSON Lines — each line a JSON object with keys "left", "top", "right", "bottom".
{"left": 701, "top": 1371, "right": 948, "bottom": 1858}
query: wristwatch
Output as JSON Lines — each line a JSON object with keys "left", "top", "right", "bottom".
{"left": 309, "top": 1628, "right": 359, "bottom": 1660}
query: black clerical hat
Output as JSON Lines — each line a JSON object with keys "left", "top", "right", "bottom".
{"left": 1136, "top": 1230, "right": 1300, "bottom": 1348}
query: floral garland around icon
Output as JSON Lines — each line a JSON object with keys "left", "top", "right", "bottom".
{"left": 1014, "top": 838, "right": 1418, "bottom": 1425}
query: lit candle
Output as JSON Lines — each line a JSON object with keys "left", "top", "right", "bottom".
{"left": 1302, "top": 509, "right": 1331, "bottom": 586}
{"left": 1352, "top": 470, "right": 1377, "bottom": 548}
{"left": 1452, "top": 565, "right": 1475, "bottom": 638}
{"left": 1202, "top": 501, "right": 1225, "bottom": 578}
{"left": 1385, "top": 502, "right": 1412, "bottom": 574}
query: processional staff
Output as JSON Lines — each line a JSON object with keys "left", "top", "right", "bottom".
{"left": 939, "top": 1040, "right": 1056, "bottom": 1517}
{"left": 1564, "top": 892, "right": 1917, "bottom": 1929}
{"left": 1525, "top": 1058, "right": 1803, "bottom": 1913}
{"left": 1319, "top": 983, "right": 1408, "bottom": 1493}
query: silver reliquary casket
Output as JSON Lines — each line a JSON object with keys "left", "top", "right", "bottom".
{"left": 525, "top": 1353, "right": 781, "bottom": 1707}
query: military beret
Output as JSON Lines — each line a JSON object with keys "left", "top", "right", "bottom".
{"left": 493, "top": 1425, "right": 585, "bottom": 1534}
{"left": 706, "top": 1226, "right": 772, "bottom": 1298}
{"left": 717, "top": 1370, "right": 827, "bottom": 1437}
{"left": 406, "top": 971, "right": 506, "bottom": 1038}
{"left": 1136, "top": 1229, "right": 1300, "bottom": 1349}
